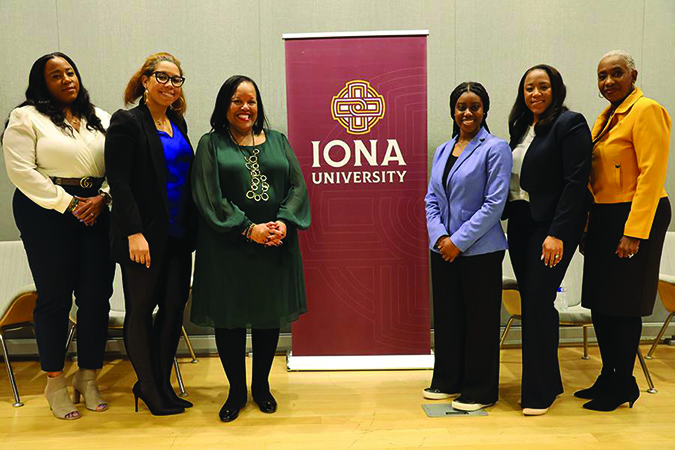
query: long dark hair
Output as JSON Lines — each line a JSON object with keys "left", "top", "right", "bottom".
{"left": 449, "top": 81, "right": 491, "bottom": 138}
{"left": 210, "top": 75, "right": 269, "bottom": 136}
{"left": 508, "top": 64, "right": 568, "bottom": 147}
{"left": 3, "top": 52, "right": 104, "bottom": 138}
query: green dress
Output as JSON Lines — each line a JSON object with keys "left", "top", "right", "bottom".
{"left": 190, "top": 129, "right": 311, "bottom": 329}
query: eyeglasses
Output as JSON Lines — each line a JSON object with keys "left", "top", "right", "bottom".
{"left": 152, "top": 71, "right": 185, "bottom": 87}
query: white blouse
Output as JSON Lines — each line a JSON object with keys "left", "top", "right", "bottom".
{"left": 508, "top": 126, "right": 536, "bottom": 202}
{"left": 3, "top": 105, "right": 110, "bottom": 213}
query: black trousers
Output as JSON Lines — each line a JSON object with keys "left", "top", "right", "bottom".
{"left": 13, "top": 188, "right": 114, "bottom": 372}
{"left": 507, "top": 200, "right": 585, "bottom": 409}
{"left": 120, "top": 238, "right": 191, "bottom": 387}
{"left": 214, "top": 327, "right": 280, "bottom": 403}
{"left": 430, "top": 250, "right": 504, "bottom": 404}
{"left": 592, "top": 311, "right": 642, "bottom": 381}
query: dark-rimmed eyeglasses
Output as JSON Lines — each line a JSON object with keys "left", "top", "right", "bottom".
{"left": 152, "top": 71, "right": 185, "bottom": 87}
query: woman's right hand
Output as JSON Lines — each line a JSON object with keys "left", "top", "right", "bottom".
{"left": 437, "top": 236, "right": 461, "bottom": 262}
{"left": 128, "top": 233, "right": 151, "bottom": 268}
{"left": 249, "top": 223, "right": 275, "bottom": 245}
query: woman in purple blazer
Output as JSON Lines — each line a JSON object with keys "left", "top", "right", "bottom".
{"left": 424, "top": 82, "right": 512, "bottom": 411}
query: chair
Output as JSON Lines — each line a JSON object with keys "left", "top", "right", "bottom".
{"left": 0, "top": 241, "right": 38, "bottom": 407}
{"left": 500, "top": 249, "right": 657, "bottom": 393}
{"left": 65, "top": 264, "right": 197, "bottom": 397}
{"left": 646, "top": 231, "right": 675, "bottom": 360}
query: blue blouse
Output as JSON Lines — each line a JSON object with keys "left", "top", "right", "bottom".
{"left": 158, "top": 122, "right": 192, "bottom": 237}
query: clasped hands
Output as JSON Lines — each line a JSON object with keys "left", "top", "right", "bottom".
{"left": 70, "top": 195, "right": 106, "bottom": 226}
{"left": 437, "top": 236, "right": 461, "bottom": 262}
{"left": 249, "top": 221, "right": 287, "bottom": 247}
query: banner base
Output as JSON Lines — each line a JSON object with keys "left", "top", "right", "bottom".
{"left": 286, "top": 351, "right": 434, "bottom": 371}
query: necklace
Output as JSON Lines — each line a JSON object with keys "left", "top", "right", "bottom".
{"left": 229, "top": 130, "right": 269, "bottom": 202}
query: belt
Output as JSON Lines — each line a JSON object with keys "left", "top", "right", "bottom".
{"left": 51, "top": 176, "right": 104, "bottom": 189}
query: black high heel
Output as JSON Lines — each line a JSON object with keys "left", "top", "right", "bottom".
{"left": 132, "top": 382, "right": 185, "bottom": 416}
{"left": 574, "top": 372, "right": 613, "bottom": 400}
{"left": 160, "top": 381, "right": 193, "bottom": 409}
{"left": 582, "top": 377, "right": 640, "bottom": 412}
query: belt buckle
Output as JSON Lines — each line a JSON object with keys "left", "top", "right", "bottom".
{"left": 80, "top": 177, "right": 93, "bottom": 188}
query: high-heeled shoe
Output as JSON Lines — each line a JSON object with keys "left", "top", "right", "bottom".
{"left": 132, "top": 382, "right": 184, "bottom": 416}
{"left": 72, "top": 369, "right": 108, "bottom": 411}
{"left": 574, "top": 372, "right": 613, "bottom": 400}
{"left": 219, "top": 396, "right": 247, "bottom": 422}
{"left": 45, "top": 373, "right": 81, "bottom": 420}
{"left": 582, "top": 377, "right": 640, "bottom": 412}
{"left": 160, "top": 380, "right": 193, "bottom": 409}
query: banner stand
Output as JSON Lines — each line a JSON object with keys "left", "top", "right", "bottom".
{"left": 287, "top": 351, "right": 434, "bottom": 371}
{"left": 285, "top": 30, "right": 431, "bottom": 371}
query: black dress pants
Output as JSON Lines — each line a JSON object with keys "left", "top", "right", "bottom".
{"left": 430, "top": 249, "right": 504, "bottom": 404}
{"left": 214, "top": 327, "right": 280, "bottom": 403}
{"left": 13, "top": 188, "right": 114, "bottom": 372}
{"left": 120, "top": 238, "right": 191, "bottom": 387}
{"left": 507, "top": 200, "right": 585, "bottom": 409}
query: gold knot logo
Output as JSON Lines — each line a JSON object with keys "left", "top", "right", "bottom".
{"left": 331, "top": 80, "right": 386, "bottom": 135}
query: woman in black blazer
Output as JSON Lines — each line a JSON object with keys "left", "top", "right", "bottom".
{"left": 505, "top": 64, "right": 592, "bottom": 415}
{"left": 105, "top": 52, "right": 195, "bottom": 416}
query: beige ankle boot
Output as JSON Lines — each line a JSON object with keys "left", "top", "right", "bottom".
{"left": 73, "top": 369, "right": 108, "bottom": 411}
{"left": 45, "top": 373, "right": 80, "bottom": 420}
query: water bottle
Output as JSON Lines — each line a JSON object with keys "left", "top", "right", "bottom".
{"left": 554, "top": 286, "right": 568, "bottom": 312}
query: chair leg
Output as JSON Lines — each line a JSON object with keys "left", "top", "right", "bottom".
{"left": 181, "top": 326, "right": 198, "bottom": 363}
{"left": 500, "top": 317, "right": 515, "bottom": 348}
{"left": 173, "top": 357, "right": 188, "bottom": 397}
{"left": 582, "top": 325, "right": 590, "bottom": 360}
{"left": 646, "top": 312, "right": 674, "bottom": 360}
{"left": 637, "top": 348, "right": 657, "bottom": 394}
{"left": 65, "top": 323, "right": 76, "bottom": 354}
{"left": 0, "top": 332, "right": 24, "bottom": 407}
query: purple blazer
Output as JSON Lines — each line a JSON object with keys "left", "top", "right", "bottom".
{"left": 425, "top": 127, "right": 512, "bottom": 256}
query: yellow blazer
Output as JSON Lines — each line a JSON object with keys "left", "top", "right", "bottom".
{"left": 590, "top": 88, "right": 672, "bottom": 239}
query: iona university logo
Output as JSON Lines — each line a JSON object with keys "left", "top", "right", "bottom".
{"left": 331, "top": 80, "right": 386, "bottom": 135}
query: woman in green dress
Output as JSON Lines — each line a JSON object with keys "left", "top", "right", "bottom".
{"left": 191, "top": 75, "right": 310, "bottom": 422}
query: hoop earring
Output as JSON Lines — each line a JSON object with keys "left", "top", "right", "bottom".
{"left": 598, "top": 91, "right": 604, "bottom": 98}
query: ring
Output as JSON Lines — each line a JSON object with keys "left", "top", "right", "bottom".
{"left": 628, "top": 254, "right": 635, "bottom": 258}
{"left": 554, "top": 254, "right": 560, "bottom": 259}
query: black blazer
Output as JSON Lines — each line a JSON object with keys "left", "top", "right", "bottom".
{"left": 105, "top": 103, "right": 197, "bottom": 264}
{"left": 509, "top": 111, "right": 592, "bottom": 243}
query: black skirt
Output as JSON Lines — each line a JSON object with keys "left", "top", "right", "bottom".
{"left": 582, "top": 197, "right": 671, "bottom": 317}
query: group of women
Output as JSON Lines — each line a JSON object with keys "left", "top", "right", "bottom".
{"left": 2, "top": 52, "right": 310, "bottom": 422}
{"left": 0, "top": 48, "right": 670, "bottom": 422}
{"left": 425, "top": 50, "right": 671, "bottom": 415}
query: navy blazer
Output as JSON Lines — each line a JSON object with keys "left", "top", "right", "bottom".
{"left": 425, "top": 127, "right": 512, "bottom": 256}
{"left": 515, "top": 111, "right": 592, "bottom": 243}
{"left": 105, "top": 103, "right": 197, "bottom": 263}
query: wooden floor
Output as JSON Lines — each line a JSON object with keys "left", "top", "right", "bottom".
{"left": 1, "top": 345, "right": 675, "bottom": 450}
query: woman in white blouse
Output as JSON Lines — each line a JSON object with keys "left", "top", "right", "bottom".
{"left": 2, "top": 52, "right": 114, "bottom": 420}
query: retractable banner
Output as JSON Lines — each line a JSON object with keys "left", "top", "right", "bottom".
{"left": 285, "top": 31, "right": 430, "bottom": 366}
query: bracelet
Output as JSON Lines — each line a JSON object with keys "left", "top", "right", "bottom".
{"left": 66, "top": 197, "right": 79, "bottom": 213}
{"left": 245, "top": 224, "right": 255, "bottom": 242}
{"left": 99, "top": 191, "right": 112, "bottom": 205}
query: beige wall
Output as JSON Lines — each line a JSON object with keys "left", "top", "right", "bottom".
{"left": 1, "top": 0, "right": 673, "bottom": 238}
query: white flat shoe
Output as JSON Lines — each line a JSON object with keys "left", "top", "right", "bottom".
{"left": 522, "top": 407, "right": 549, "bottom": 416}
{"left": 423, "top": 387, "right": 457, "bottom": 400}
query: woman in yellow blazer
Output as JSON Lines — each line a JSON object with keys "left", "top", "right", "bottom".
{"left": 579, "top": 50, "right": 671, "bottom": 412}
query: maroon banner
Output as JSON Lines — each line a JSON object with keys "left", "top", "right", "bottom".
{"left": 286, "top": 33, "right": 429, "bottom": 356}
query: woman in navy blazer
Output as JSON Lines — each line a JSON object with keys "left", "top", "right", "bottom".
{"left": 505, "top": 65, "right": 592, "bottom": 415}
{"left": 424, "top": 82, "right": 512, "bottom": 411}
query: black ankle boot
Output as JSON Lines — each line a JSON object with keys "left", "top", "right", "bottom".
{"left": 582, "top": 376, "right": 640, "bottom": 412}
{"left": 574, "top": 372, "right": 613, "bottom": 400}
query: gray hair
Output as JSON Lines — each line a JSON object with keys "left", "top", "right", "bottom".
{"left": 600, "top": 50, "right": 637, "bottom": 72}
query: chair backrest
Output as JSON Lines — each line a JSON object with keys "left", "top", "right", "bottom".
{"left": 659, "top": 231, "right": 675, "bottom": 276}
{"left": 109, "top": 264, "right": 125, "bottom": 313}
{"left": 0, "top": 240, "right": 37, "bottom": 320}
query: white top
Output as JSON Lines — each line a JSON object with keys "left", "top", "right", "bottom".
{"left": 508, "top": 126, "right": 536, "bottom": 202}
{"left": 3, "top": 105, "right": 110, "bottom": 213}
